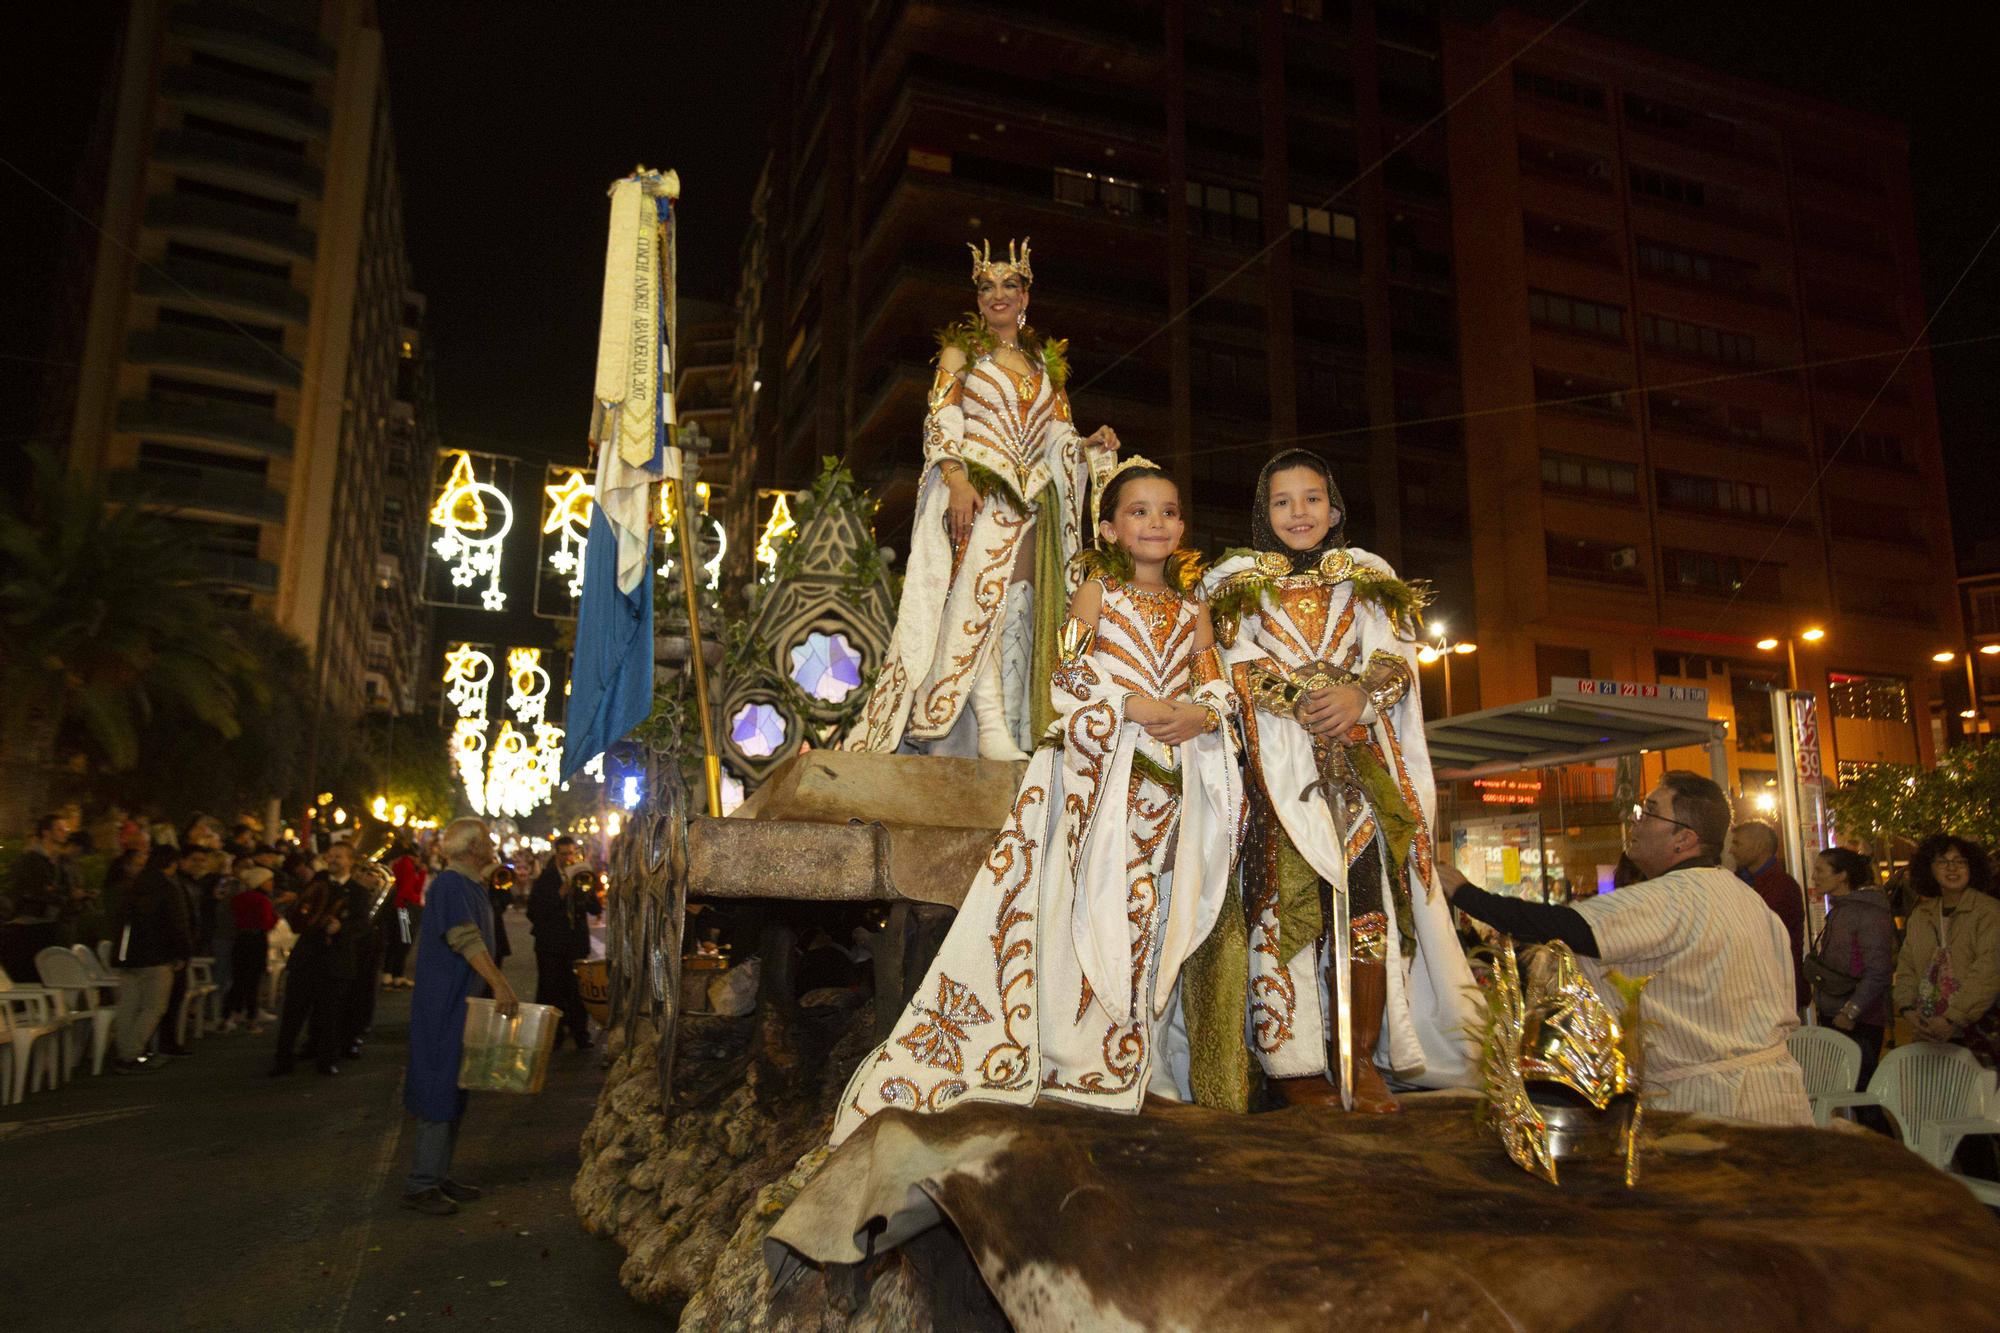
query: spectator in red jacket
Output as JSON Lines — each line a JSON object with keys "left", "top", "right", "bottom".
{"left": 382, "top": 842, "right": 427, "bottom": 990}
{"left": 1730, "top": 819, "right": 1809, "bottom": 1010}
{"left": 223, "top": 866, "right": 279, "bottom": 1033}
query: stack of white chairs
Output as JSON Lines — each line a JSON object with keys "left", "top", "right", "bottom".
{"left": 0, "top": 967, "right": 70, "bottom": 1103}
{"left": 35, "top": 947, "right": 118, "bottom": 1077}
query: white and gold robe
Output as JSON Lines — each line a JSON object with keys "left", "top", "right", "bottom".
{"left": 1203, "top": 548, "right": 1479, "bottom": 1089}
{"left": 845, "top": 348, "right": 1112, "bottom": 753}
{"left": 832, "top": 578, "right": 1243, "bottom": 1145}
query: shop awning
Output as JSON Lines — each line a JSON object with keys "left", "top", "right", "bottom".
{"left": 1424, "top": 692, "right": 1728, "bottom": 781}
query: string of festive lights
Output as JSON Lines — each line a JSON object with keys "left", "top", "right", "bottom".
{"left": 430, "top": 451, "right": 515, "bottom": 610}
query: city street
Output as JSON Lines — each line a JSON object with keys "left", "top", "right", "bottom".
{"left": 0, "top": 918, "right": 658, "bottom": 1332}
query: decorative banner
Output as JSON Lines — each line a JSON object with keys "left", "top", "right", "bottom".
{"left": 536, "top": 463, "right": 594, "bottom": 618}
{"left": 426, "top": 450, "right": 518, "bottom": 611}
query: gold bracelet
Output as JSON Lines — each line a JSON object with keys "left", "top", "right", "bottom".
{"left": 1200, "top": 703, "right": 1223, "bottom": 734}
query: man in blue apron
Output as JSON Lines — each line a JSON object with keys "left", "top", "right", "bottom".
{"left": 401, "top": 817, "right": 520, "bottom": 1216}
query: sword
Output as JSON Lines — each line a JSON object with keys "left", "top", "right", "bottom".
{"left": 1248, "top": 659, "right": 1363, "bottom": 1110}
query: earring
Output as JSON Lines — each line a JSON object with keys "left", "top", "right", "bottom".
{"left": 1016, "top": 311, "right": 1026, "bottom": 330}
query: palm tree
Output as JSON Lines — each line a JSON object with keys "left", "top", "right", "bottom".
{"left": 0, "top": 448, "right": 261, "bottom": 833}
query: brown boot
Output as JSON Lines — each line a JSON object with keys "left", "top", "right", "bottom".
{"left": 1271, "top": 1073, "right": 1343, "bottom": 1107}
{"left": 1344, "top": 959, "right": 1400, "bottom": 1114}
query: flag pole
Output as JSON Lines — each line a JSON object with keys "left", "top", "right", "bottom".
{"left": 672, "top": 450, "right": 723, "bottom": 817}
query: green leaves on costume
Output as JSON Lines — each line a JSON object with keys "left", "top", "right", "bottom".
{"left": 934, "top": 317, "right": 1068, "bottom": 390}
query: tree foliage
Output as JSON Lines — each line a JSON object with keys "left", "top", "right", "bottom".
{"left": 1826, "top": 744, "right": 2000, "bottom": 853}
{"left": 0, "top": 448, "right": 260, "bottom": 829}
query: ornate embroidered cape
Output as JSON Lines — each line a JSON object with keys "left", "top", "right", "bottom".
{"left": 832, "top": 578, "right": 1244, "bottom": 1145}
{"left": 1199, "top": 547, "right": 1479, "bottom": 1088}
{"left": 844, "top": 334, "right": 1112, "bottom": 752}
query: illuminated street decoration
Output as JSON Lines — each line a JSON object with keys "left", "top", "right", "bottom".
{"left": 506, "top": 647, "right": 552, "bottom": 725}
{"left": 430, "top": 450, "right": 515, "bottom": 610}
{"left": 443, "top": 643, "right": 496, "bottom": 719}
{"left": 484, "top": 722, "right": 533, "bottom": 817}
{"left": 659, "top": 478, "right": 726, "bottom": 590}
{"left": 451, "top": 718, "right": 489, "bottom": 815}
{"left": 755, "top": 490, "right": 797, "bottom": 580}
{"left": 542, "top": 467, "right": 594, "bottom": 598}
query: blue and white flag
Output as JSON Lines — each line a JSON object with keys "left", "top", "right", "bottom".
{"left": 562, "top": 170, "right": 682, "bottom": 783}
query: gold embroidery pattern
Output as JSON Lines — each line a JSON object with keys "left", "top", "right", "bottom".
{"left": 1246, "top": 804, "right": 1297, "bottom": 1055}
{"left": 1276, "top": 583, "right": 1332, "bottom": 652}
{"left": 979, "top": 783, "right": 1044, "bottom": 1089}
{"left": 916, "top": 502, "right": 1028, "bottom": 729}
{"left": 1062, "top": 700, "right": 1116, "bottom": 873}
{"left": 851, "top": 656, "right": 909, "bottom": 751}
{"left": 898, "top": 975, "right": 995, "bottom": 1073}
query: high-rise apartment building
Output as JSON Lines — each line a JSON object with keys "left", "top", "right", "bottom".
{"left": 729, "top": 0, "right": 1472, "bottom": 622}
{"left": 1444, "top": 10, "right": 1961, "bottom": 791}
{"left": 53, "top": 0, "right": 432, "bottom": 719}
{"left": 366, "top": 290, "right": 437, "bottom": 715}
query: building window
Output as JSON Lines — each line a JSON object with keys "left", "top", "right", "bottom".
{"left": 1623, "top": 93, "right": 1739, "bottom": 148}
{"left": 1828, "top": 427, "right": 1910, "bottom": 470}
{"left": 1969, "top": 588, "right": 2000, "bottom": 636}
{"left": 1518, "top": 137, "right": 1611, "bottom": 187}
{"left": 1528, "top": 288, "right": 1625, "bottom": 341}
{"left": 1523, "top": 213, "right": 1618, "bottom": 264}
{"left": 1187, "top": 180, "right": 1262, "bottom": 245}
{"left": 1828, "top": 674, "right": 1911, "bottom": 725}
{"left": 1641, "top": 313, "right": 1756, "bottom": 367}
{"left": 1628, "top": 165, "right": 1706, "bottom": 209}
{"left": 1512, "top": 68, "right": 1605, "bottom": 111}
{"left": 1540, "top": 451, "right": 1638, "bottom": 501}
{"left": 1546, "top": 534, "right": 1643, "bottom": 584}
{"left": 1532, "top": 367, "right": 1630, "bottom": 420}
{"left": 1288, "top": 203, "right": 1359, "bottom": 263}
{"left": 1636, "top": 240, "right": 1755, "bottom": 292}
{"left": 1841, "top": 500, "right": 1920, "bottom": 546}
{"left": 1657, "top": 470, "right": 1771, "bottom": 519}
{"left": 1661, "top": 548, "right": 1782, "bottom": 601}
{"left": 1054, "top": 166, "right": 1155, "bottom": 218}
{"left": 1838, "top": 580, "right": 1938, "bottom": 626}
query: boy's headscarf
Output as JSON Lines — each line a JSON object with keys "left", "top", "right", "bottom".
{"left": 1251, "top": 449, "right": 1346, "bottom": 573}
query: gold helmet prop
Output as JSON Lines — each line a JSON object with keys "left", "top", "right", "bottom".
{"left": 1476, "top": 938, "right": 1650, "bottom": 1187}
{"left": 968, "top": 236, "right": 1033, "bottom": 287}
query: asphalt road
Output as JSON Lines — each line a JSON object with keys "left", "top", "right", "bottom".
{"left": 0, "top": 914, "right": 661, "bottom": 1332}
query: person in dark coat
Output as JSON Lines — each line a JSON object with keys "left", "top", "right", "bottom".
{"left": 1809, "top": 847, "right": 1896, "bottom": 1093}
{"left": 527, "top": 837, "right": 595, "bottom": 1050}
{"left": 109, "top": 845, "right": 194, "bottom": 1072}
{"left": 1730, "top": 819, "right": 1809, "bottom": 1010}
{"left": 270, "top": 842, "right": 369, "bottom": 1076}
{"left": 401, "top": 818, "right": 517, "bottom": 1217}
{"left": 156, "top": 845, "right": 211, "bottom": 1055}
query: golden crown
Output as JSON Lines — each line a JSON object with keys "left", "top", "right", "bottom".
{"left": 968, "top": 237, "right": 1033, "bottom": 286}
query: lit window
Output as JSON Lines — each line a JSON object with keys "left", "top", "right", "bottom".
{"left": 789, "top": 631, "right": 864, "bottom": 703}
{"left": 730, "top": 703, "right": 787, "bottom": 759}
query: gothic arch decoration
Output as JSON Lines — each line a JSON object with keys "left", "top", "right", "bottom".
{"left": 717, "top": 460, "right": 896, "bottom": 785}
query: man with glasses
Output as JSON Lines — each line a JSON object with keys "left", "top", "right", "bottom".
{"left": 1441, "top": 771, "right": 1810, "bottom": 1125}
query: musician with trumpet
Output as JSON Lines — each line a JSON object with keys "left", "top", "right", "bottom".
{"left": 268, "top": 840, "right": 379, "bottom": 1077}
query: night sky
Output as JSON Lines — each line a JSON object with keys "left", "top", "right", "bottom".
{"left": 3, "top": 2, "right": 1993, "bottom": 555}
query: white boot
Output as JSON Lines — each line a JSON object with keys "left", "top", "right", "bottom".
{"left": 972, "top": 648, "right": 1029, "bottom": 761}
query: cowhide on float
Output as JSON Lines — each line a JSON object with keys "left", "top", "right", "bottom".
{"left": 768, "top": 1093, "right": 2000, "bottom": 1332}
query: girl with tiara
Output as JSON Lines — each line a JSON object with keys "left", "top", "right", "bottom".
{"left": 1201, "top": 449, "right": 1478, "bottom": 1112}
{"left": 831, "top": 459, "right": 1248, "bottom": 1145}
{"left": 845, "top": 238, "right": 1121, "bottom": 760}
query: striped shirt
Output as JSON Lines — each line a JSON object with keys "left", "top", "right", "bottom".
{"left": 1572, "top": 865, "right": 1812, "bottom": 1126}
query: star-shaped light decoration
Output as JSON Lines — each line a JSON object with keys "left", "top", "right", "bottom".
{"left": 542, "top": 469, "right": 594, "bottom": 597}
{"left": 429, "top": 451, "right": 513, "bottom": 611}
{"left": 442, "top": 643, "right": 495, "bottom": 719}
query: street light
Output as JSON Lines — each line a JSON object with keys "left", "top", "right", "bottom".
{"left": 1755, "top": 628, "right": 1829, "bottom": 691}
{"left": 1930, "top": 650, "right": 1986, "bottom": 739}
{"left": 1417, "top": 621, "right": 1476, "bottom": 716}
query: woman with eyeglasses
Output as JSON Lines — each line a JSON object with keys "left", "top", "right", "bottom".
{"left": 1892, "top": 834, "right": 2000, "bottom": 1063}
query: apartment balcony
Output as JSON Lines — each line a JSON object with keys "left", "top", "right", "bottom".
{"left": 136, "top": 254, "right": 310, "bottom": 326}
{"left": 144, "top": 193, "right": 316, "bottom": 264}
{"left": 153, "top": 126, "right": 323, "bottom": 203}
{"left": 126, "top": 325, "right": 301, "bottom": 392}
{"left": 192, "top": 550, "right": 280, "bottom": 594}
{"left": 115, "top": 398, "right": 293, "bottom": 459}
{"left": 108, "top": 467, "right": 288, "bottom": 525}
{"left": 168, "top": 1, "right": 337, "bottom": 82}
{"left": 159, "top": 62, "right": 331, "bottom": 140}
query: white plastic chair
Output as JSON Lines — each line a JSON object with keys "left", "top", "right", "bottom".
{"left": 1787, "top": 1025, "right": 1864, "bottom": 1125}
{"left": 95, "top": 939, "right": 114, "bottom": 972}
{"left": 36, "top": 948, "right": 117, "bottom": 1076}
{"left": 1817, "top": 1041, "right": 1999, "bottom": 1165}
{"left": 0, "top": 966, "right": 80, "bottom": 1087}
{"left": 1949, "top": 1172, "right": 2000, "bottom": 1209}
{"left": 0, "top": 979, "right": 65, "bottom": 1102}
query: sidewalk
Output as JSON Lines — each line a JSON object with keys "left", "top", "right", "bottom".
{"left": 0, "top": 913, "right": 659, "bottom": 1332}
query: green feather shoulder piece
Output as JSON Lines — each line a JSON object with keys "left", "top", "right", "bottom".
{"left": 1070, "top": 545, "right": 1206, "bottom": 596}
{"left": 1040, "top": 337, "right": 1070, "bottom": 389}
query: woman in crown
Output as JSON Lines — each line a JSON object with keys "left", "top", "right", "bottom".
{"left": 831, "top": 461, "right": 1248, "bottom": 1145}
{"left": 1201, "top": 450, "right": 1479, "bottom": 1112}
{"left": 846, "top": 238, "right": 1122, "bottom": 760}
